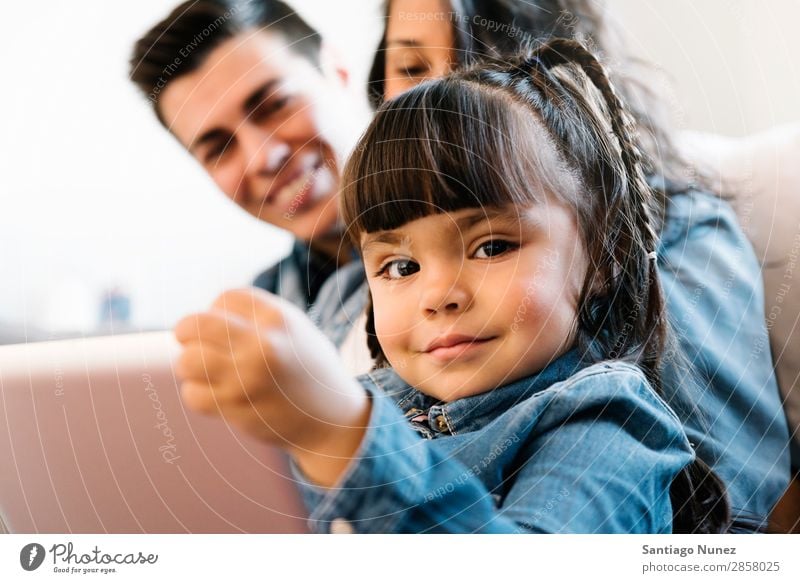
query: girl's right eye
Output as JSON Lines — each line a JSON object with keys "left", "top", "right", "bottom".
{"left": 377, "top": 258, "right": 420, "bottom": 280}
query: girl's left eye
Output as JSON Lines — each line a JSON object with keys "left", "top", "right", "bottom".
{"left": 474, "top": 240, "right": 517, "bottom": 259}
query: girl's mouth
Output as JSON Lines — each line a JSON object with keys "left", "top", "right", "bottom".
{"left": 424, "top": 335, "right": 497, "bottom": 362}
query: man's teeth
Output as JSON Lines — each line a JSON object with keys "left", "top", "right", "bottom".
{"left": 277, "top": 170, "right": 315, "bottom": 202}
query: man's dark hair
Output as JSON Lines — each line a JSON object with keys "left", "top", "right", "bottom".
{"left": 129, "top": 0, "right": 321, "bottom": 124}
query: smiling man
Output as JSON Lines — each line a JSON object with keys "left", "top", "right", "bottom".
{"left": 129, "top": 0, "right": 368, "bottom": 313}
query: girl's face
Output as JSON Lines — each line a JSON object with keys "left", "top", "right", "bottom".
{"left": 361, "top": 201, "right": 588, "bottom": 401}
{"left": 384, "top": 0, "right": 458, "bottom": 100}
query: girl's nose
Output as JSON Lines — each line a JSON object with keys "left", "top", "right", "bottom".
{"left": 419, "top": 264, "right": 472, "bottom": 316}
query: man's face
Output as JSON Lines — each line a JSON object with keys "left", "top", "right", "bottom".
{"left": 160, "top": 32, "right": 361, "bottom": 241}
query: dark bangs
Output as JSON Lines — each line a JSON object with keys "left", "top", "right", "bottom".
{"left": 341, "top": 78, "right": 567, "bottom": 246}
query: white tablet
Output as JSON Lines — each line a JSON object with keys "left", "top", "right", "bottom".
{"left": 0, "top": 331, "right": 307, "bottom": 533}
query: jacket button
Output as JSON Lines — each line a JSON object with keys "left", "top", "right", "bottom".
{"left": 330, "top": 518, "right": 354, "bottom": 534}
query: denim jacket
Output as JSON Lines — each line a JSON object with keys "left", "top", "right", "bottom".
{"left": 293, "top": 351, "right": 693, "bottom": 533}
{"left": 268, "top": 189, "right": 790, "bottom": 528}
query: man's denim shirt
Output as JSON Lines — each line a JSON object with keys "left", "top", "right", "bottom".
{"left": 293, "top": 351, "right": 692, "bottom": 533}
{"left": 261, "top": 190, "right": 790, "bottom": 530}
{"left": 252, "top": 240, "right": 368, "bottom": 350}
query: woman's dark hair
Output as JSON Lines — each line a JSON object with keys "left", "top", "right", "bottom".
{"left": 129, "top": 0, "right": 321, "bottom": 125}
{"left": 343, "top": 38, "right": 730, "bottom": 533}
{"left": 368, "top": 0, "right": 705, "bottom": 204}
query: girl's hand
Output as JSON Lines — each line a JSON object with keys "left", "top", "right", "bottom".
{"left": 174, "top": 288, "right": 371, "bottom": 487}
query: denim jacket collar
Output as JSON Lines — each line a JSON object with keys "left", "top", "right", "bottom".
{"left": 365, "top": 348, "right": 588, "bottom": 436}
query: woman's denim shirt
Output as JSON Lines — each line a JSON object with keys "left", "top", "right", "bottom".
{"left": 263, "top": 189, "right": 790, "bottom": 528}
{"left": 293, "top": 351, "right": 693, "bottom": 533}
{"left": 655, "top": 190, "right": 789, "bottom": 525}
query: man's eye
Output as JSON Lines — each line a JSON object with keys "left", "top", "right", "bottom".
{"left": 203, "top": 141, "right": 232, "bottom": 163}
{"left": 474, "top": 240, "right": 517, "bottom": 259}
{"left": 379, "top": 258, "right": 420, "bottom": 279}
{"left": 251, "top": 96, "right": 291, "bottom": 123}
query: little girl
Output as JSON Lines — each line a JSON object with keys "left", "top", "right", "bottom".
{"left": 174, "top": 39, "right": 730, "bottom": 533}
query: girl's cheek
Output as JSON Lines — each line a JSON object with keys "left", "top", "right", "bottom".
{"left": 509, "top": 275, "right": 570, "bottom": 331}
{"left": 372, "top": 300, "right": 404, "bottom": 355}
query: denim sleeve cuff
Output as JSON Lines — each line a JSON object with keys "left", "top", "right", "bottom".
{"left": 290, "top": 375, "right": 427, "bottom": 533}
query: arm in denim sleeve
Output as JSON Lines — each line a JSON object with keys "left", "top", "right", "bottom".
{"left": 291, "top": 376, "right": 519, "bottom": 533}
{"left": 495, "top": 366, "right": 694, "bottom": 533}
{"left": 292, "top": 366, "right": 693, "bottom": 533}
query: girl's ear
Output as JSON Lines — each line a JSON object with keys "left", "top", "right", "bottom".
{"left": 364, "top": 292, "right": 387, "bottom": 367}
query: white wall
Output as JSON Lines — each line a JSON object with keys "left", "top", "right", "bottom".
{"left": 609, "top": 0, "right": 800, "bottom": 136}
{"left": 0, "top": 0, "right": 796, "bottom": 339}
